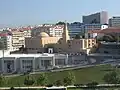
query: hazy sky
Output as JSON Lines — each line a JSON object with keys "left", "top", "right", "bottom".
{"left": 0, "top": 0, "right": 120, "bottom": 27}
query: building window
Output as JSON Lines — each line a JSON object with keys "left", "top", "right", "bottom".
{"left": 68, "top": 45, "right": 71, "bottom": 48}
{"left": 59, "top": 41, "right": 61, "bottom": 44}
{"left": 68, "top": 40, "right": 70, "bottom": 43}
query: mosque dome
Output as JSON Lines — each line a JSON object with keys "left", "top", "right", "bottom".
{"left": 38, "top": 32, "right": 49, "bottom": 38}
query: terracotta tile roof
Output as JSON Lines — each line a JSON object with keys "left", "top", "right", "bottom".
{"left": 54, "top": 25, "right": 64, "bottom": 29}
{"left": 0, "top": 33, "right": 8, "bottom": 36}
{"left": 88, "top": 27, "right": 120, "bottom": 33}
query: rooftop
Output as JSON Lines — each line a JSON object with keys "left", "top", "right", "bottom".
{"left": 88, "top": 27, "right": 120, "bottom": 34}
{"left": 38, "top": 32, "right": 49, "bottom": 38}
{"left": 0, "top": 53, "right": 55, "bottom": 58}
{"left": 100, "top": 42, "right": 120, "bottom": 45}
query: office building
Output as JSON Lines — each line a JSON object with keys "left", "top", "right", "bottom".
{"left": 81, "top": 24, "right": 108, "bottom": 38}
{"left": 83, "top": 11, "right": 108, "bottom": 24}
{"left": 109, "top": 17, "right": 120, "bottom": 27}
{"left": 68, "top": 22, "right": 83, "bottom": 38}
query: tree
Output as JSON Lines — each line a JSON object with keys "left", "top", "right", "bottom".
{"left": 56, "top": 22, "right": 65, "bottom": 25}
{"left": 24, "top": 75, "right": 35, "bottom": 86}
{"left": 46, "top": 84, "right": 53, "bottom": 87}
{"left": 37, "top": 73, "right": 48, "bottom": 86}
{"left": 54, "top": 80, "right": 63, "bottom": 86}
{"left": 74, "top": 34, "right": 81, "bottom": 39}
{"left": 89, "top": 44, "right": 99, "bottom": 54}
{"left": 86, "top": 81, "right": 98, "bottom": 87}
{"left": 10, "top": 87, "right": 15, "bottom": 90}
{"left": 103, "top": 71, "right": 120, "bottom": 84}
{"left": 97, "top": 35, "right": 115, "bottom": 42}
{"left": 0, "top": 75, "right": 6, "bottom": 86}
{"left": 63, "top": 72, "right": 76, "bottom": 86}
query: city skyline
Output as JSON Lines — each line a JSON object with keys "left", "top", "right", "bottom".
{"left": 0, "top": 0, "right": 120, "bottom": 27}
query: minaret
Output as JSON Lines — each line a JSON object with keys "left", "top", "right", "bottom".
{"left": 63, "top": 21, "right": 70, "bottom": 43}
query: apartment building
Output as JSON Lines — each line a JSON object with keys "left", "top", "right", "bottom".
{"left": 12, "top": 28, "right": 31, "bottom": 51}
{"left": 109, "top": 17, "right": 120, "bottom": 27}
{"left": 49, "top": 25, "right": 64, "bottom": 37}
{"left": 0, "top": 35, "right": 12, "bottom": 50}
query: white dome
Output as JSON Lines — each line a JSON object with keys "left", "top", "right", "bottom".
{"left": 38, "top": 32, "right": 49, "bottom": 38}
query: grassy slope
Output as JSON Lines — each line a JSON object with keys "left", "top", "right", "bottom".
{"left": 6, "top": 64, "right": 114, "bottom": 87}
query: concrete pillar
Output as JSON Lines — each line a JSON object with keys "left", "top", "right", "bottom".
{"left": 20, "top": 59, "right": 23, "bottom": 72}
{"left": 32, "top": 57, "right": 36, "bottom": 71}
{"left": 39, "top": 58, "right": 41, "bottom": 69}
{"left": 52, "top": 56, "right": 55, "bottom": 66}
{"left": 14, "top": 58, "right": 16, "bottom": 72}
{"left": 65, "top": 54, "right": 68, "bottom": 65}
{"left": 2, "top": 58, "right": 4, "bottom": 73}
{"left": 42, "top": 60, "right": 45, "bottom": 68}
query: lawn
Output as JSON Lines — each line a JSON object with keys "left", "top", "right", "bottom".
{"left": 5, "top": 64, "right": 117, "bottom": 87}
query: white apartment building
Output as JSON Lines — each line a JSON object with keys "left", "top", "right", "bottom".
{"left": 49, "top": 25, "right": 64, "bottom": 37}
{"left": 12, "top": 29, "right": 31, "bottom": 51}
{"left": 0, "top": 35, "right": 12, "bottom": 50}
{"left": 0, "top": 27, "right": 31, "bottom": 51}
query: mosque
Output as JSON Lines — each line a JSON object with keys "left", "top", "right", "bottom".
{"left": 25, "top": 23, "right": 96, "bottom": 54}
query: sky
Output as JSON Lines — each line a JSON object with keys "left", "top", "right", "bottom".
{"left": 0, "top": 0, "right": 120, "bottom": 27}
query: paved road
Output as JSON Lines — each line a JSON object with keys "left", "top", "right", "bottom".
{"left": 1, "top": 84, "right": 120, "bottom": 90}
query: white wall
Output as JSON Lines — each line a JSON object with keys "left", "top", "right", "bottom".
{"left": 101, "top": 25, "right": 108, "bottom": 30}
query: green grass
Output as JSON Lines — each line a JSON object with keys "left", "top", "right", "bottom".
{"left": 4, "top": 64, "right": 118, "bottom": 87}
